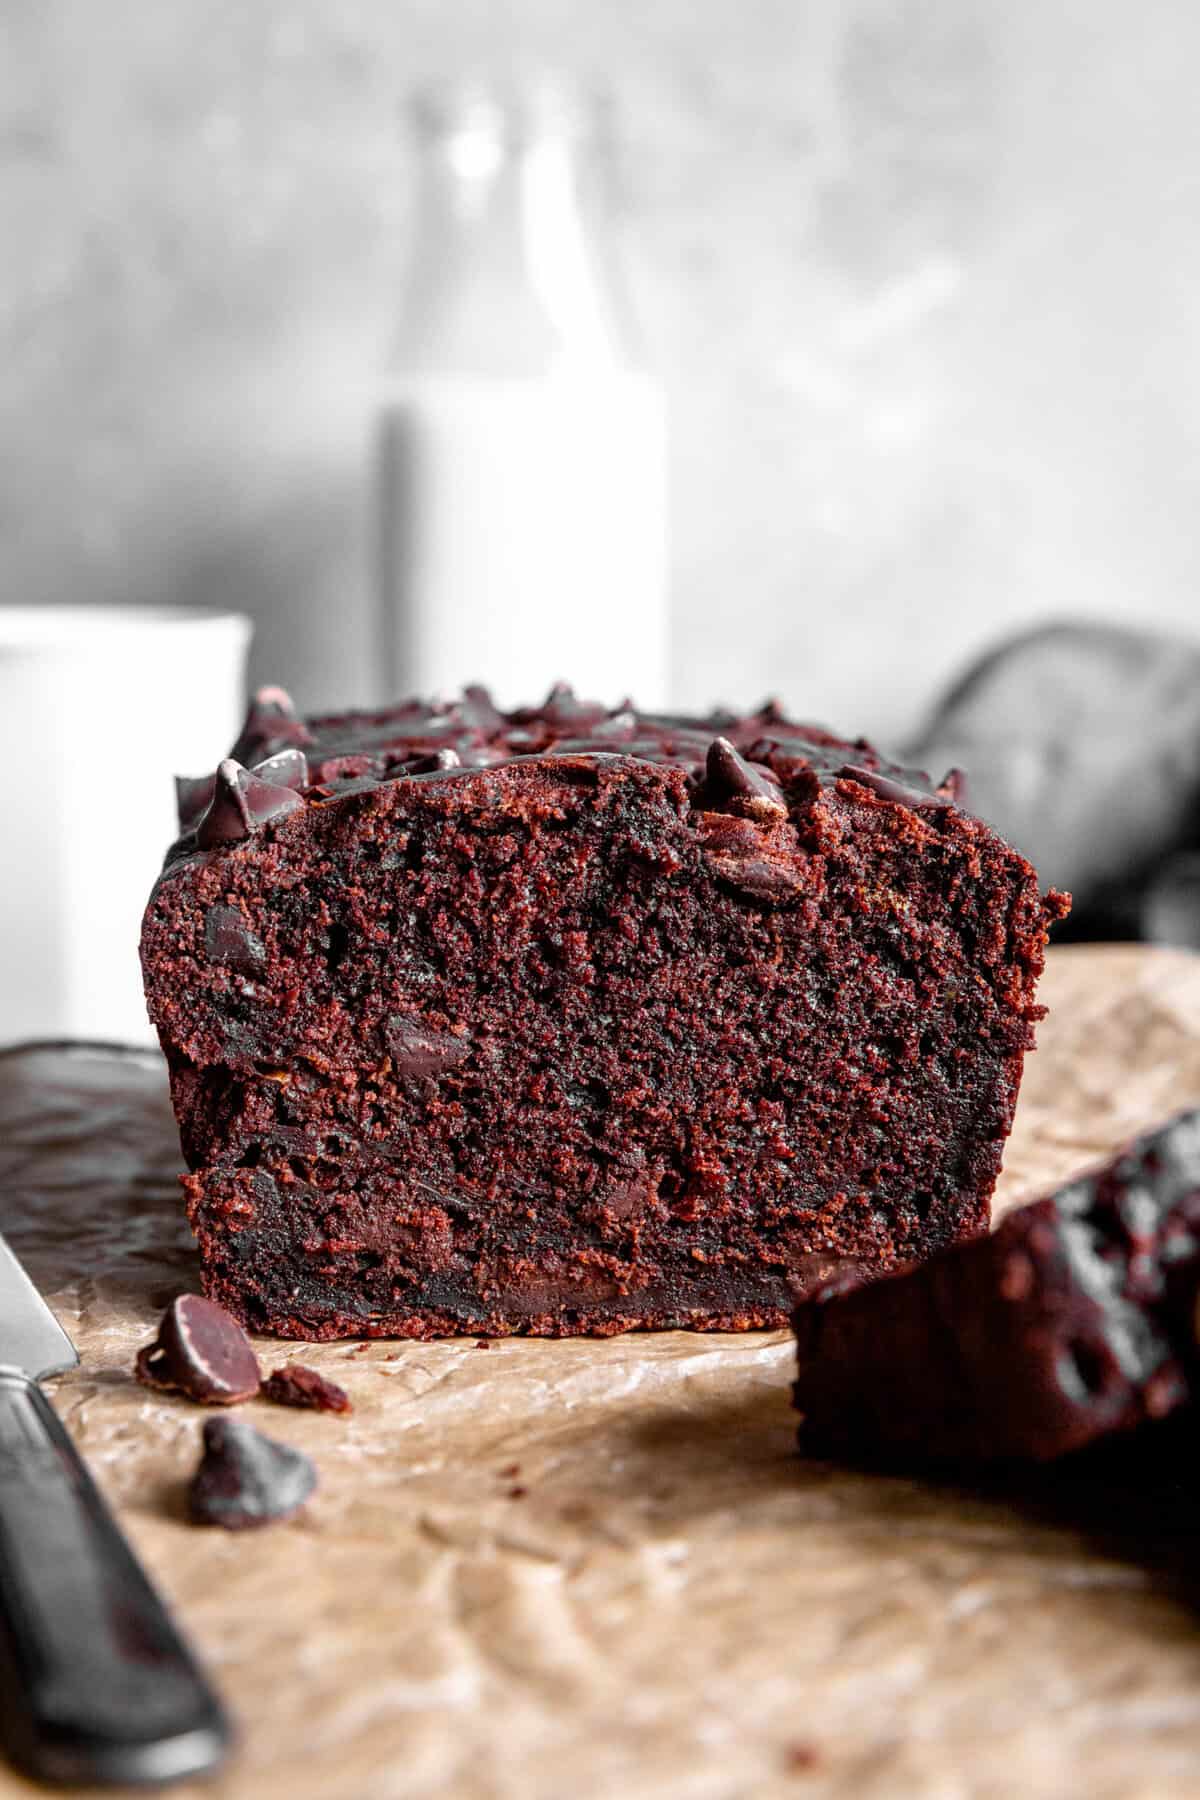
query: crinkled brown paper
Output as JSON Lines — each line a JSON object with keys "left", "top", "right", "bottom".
{"left": 3, "top": 946, "right": 1200, "bottom": 1800}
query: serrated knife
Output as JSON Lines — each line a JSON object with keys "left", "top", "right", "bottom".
{"left": 0, "top": 1233, "right": 231, "bottom": 1786}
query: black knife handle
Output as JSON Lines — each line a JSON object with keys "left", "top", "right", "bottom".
{"left": 0, "top": 1368, "right": 231, "bottom": 1787}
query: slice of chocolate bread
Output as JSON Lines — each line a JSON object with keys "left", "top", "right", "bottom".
{"left": 140, "top": 685, "right": 1067, "bottom": 1339}
{"left": 792, "top": 1110, "right": 1200, "bottom": 1464}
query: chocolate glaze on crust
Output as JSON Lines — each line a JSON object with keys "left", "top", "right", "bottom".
{"left": 793, "top": 1110, "right": 1200, "bottom": 1465}
{"left": 162, "top": 684, "right": 933, "bottom": 864}
{"left": 142, "top": 683, "right": 1067, "bottom": 1341}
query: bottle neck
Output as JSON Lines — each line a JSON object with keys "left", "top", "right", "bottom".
{"left": 391, "top": 97, "right": 640, "bottom": 380}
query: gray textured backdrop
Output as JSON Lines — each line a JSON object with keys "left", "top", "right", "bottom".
{"left": 5, "top": 1, "right": 1200, "bottom": 744}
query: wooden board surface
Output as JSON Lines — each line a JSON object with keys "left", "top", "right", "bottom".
{"left": 3, "top": 945, "right": 1200, "bottom": 1800}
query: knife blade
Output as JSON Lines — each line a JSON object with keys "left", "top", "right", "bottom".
{"left": 0, "top": 1232, "right": 232, "bottom": 1787}
{"left": 0, "top": 1236, "right": 77, "bottom": 1382}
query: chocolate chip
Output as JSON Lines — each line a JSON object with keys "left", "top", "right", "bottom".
{"left": 837, "top": 764, "right": 951, "bottom": 812}
{"left": 175, "top": 773, "right": 216, "bottom": 833}
{"left": 543, "top": 679, "right": 580, "bottom": 713}
{"left": 188, "top": 1418, "right": 317, "bottom": 1529}
{"left": 704, "top": 737, "right": 788, "bottom": 821}
{"left": 230, "top": 685, "right": 314, "bottom": 765}
{"left": 706, "top": 852, "right": 804, "bottom": 904}
{"left": 384, "top": 1014, "right": 472, "bottom": 1080}
{"left": 204, "top": 905, "right": 266, "bottom": 977}
{"left": 262, "top": 1364, "right": 353, "bottom": 1415}
{"left": 459, "top": 684, "right": 504, "bottom": 732}
{"left": 539, "top": 681, "right": 607, "bottom": 727}
{"left": 196, "top": 758, "right": 306, "bottom": 849}
{"left": 251, "top": 746, "right": 310, "bottom": 792}
{"left": 387, "top": 747, "right": 462, "bottom": 779}
{"left": 584, "top": 710, "right": 639, "bottom": 742}
{"left": 696, "top": 812, "right": 806, "bottom": 905}
{"left": 135, "top": 1294, "right": 261, "bottom": 1405}
{"left": 738, "top": 747, "right": 823, "bottom": 810}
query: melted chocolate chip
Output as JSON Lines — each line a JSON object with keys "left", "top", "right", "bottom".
{"left": 196, "top": 759, "right": 306, "bottom": 849}
{"left": 598, "top": 1169, "right": 658, "bottom": 1224}
{"left": 188, "top": 1418, "right": 317, "bottom": 1529}
{"left": 250, "top": 746, "right": 310, "bottom": 791}
{"left": 696, "top": 812, "right": 806, "bottom": 905}
{"left": 230, "top": 685, "right": 314, "bottom": 765}
{"left": 204, "top": 905, "right": 266, "bottom": 977}
{"left": 937, "top": 767, "right": 968, "bottom": 805}
{"left": 384, "top": 1015, "right": 472, "bottom": 1080}
{"left": 389, "top": 1203, "right": 455, "bottom": 1275}
{"left": 262, "top": 1364, "right": 353, "bottom": 1415}
{"left": 837, "top": 764, "right": 951, "bottom": 812}
{"left": 704, "top": 737, "right": 788, "bottom": 821}
{"left": 135, "top": 1294, "right": 261, "bottom": 1405}
{"left": 388, "top": 747, "right": 462, "bottom": 779}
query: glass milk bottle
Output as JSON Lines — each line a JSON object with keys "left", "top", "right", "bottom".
{"left": 374, "top": 80, "right": 669, "bottom": 709}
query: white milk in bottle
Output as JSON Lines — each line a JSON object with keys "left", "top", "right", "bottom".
{"left": 375, "top": 80, "right": 668, "bottom": 709}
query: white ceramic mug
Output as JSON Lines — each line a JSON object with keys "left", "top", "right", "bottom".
{"left": 0, "top": 606, "right": 251, "bottom": 1045}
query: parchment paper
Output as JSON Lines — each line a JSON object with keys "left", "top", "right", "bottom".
{"left": 4, "top": 945, "right": 1200, "bottom": 1800}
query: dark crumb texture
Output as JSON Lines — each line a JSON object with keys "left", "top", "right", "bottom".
{"left": 263, "top": 1364, "right": 353, "bottom": 1414}
{"left": 793, "top": 1110, "right": 1200, "bottom": 1465}
{"left": 141, "top": 683, "right": 1067, "bottom": 1340}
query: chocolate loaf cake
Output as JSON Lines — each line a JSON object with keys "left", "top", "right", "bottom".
{"left": 140, "top": 685, "right": 1068, "bottom": 1339}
